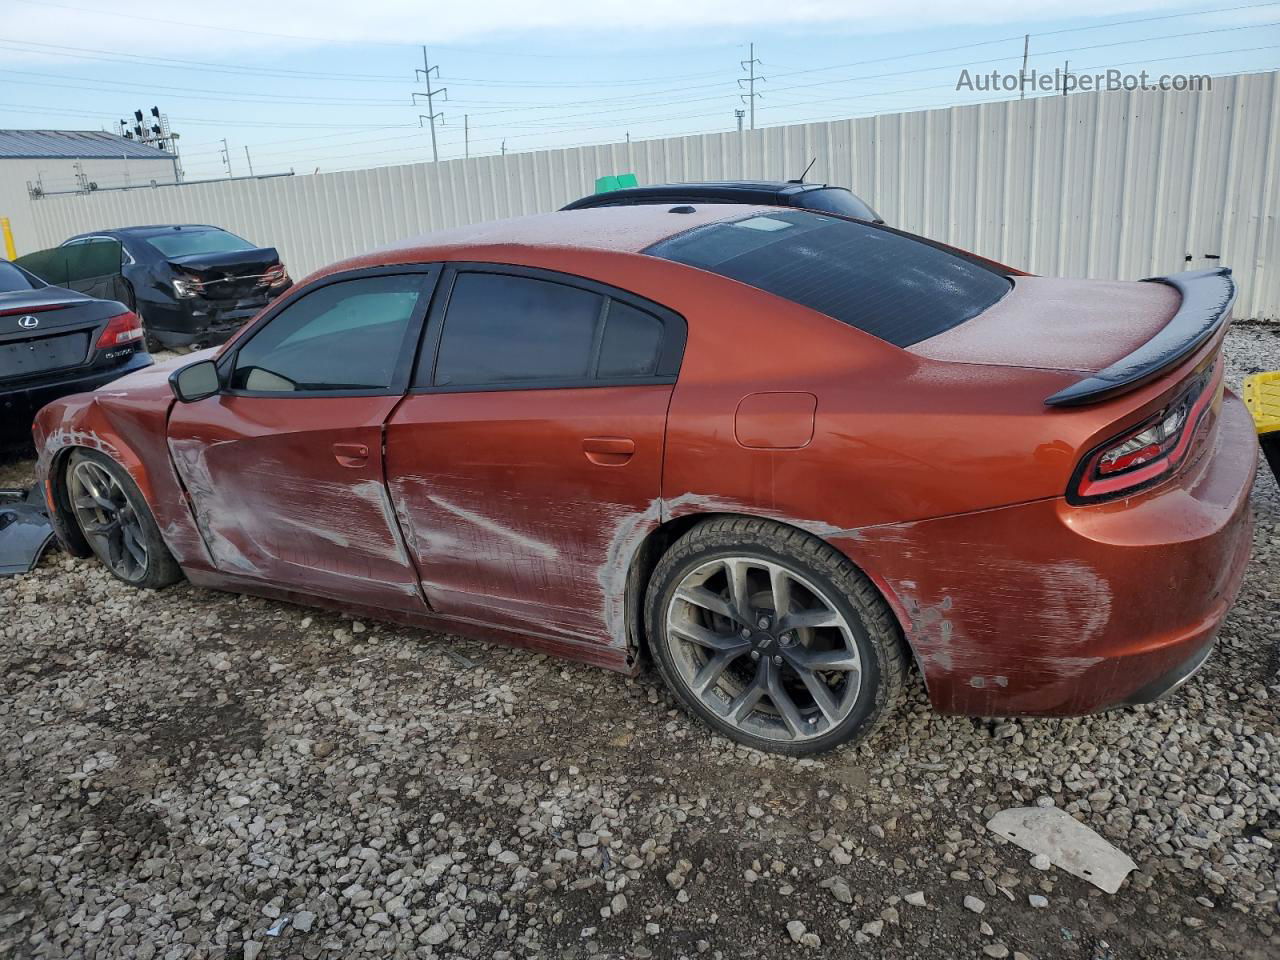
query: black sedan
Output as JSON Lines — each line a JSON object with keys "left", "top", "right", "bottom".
{"left": 21, "top": 225, "right": 290, "bottom": 351}
{"left": 0, "top": 259, "right": 150, "bottom": 441}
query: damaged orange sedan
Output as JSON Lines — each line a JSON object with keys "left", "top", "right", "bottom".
{"left": 33, "top": 205, "right": 1256, "bottom": 754}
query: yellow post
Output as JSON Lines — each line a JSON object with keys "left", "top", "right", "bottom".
{"left": 0, "top": 217, "right": 15, "bottom": 260}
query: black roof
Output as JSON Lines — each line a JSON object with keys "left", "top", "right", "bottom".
{"left": 564, "top": 180, "right": 823, "bottom": 208}
{"left": 86, "top": 224, "right": 220, "bottom": 236}
{"left": 561, "top": 180, "right": 882, "bottom": 222}
{"left": 68, "top": 224, "right": 224, "bottom": 241}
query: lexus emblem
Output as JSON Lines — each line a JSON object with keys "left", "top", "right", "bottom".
{"left": 17, "top": 315, "right": 39, "bottom": 329}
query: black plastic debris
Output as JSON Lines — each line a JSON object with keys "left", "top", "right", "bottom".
{"left": 0, "top": 486, "right": 55, "bottom": 577}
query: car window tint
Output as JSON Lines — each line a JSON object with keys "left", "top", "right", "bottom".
{"left": 646, "top": 210, "right": 1010, "bottom": 347}
{"left": 0, "top": 261, "right": 38, "bottom": 293}
{"left": 144, "top": 229, "right": 256, "bottom": 259}
{"left": 799, "top": 187, "right": 881, "bottom": 221}
{"left": 598, "top": 301, "right": 664, "bottom": 378}
{"left": 433, "top": 273, "right": 603, "bottom": 386}
{"left": 231, "top": 275, "right": 422, "bottom": 392}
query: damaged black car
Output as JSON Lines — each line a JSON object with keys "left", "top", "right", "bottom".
{"left": 18, "top": 224, "right": 290, "bottom": 350}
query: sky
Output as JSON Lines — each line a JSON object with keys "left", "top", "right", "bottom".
{"left": 1, "top": 0, "right": 1278, "bottom": 185}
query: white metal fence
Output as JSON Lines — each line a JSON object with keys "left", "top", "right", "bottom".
{"left": 26, "top": 69, "right": 1280, "bottom": 320}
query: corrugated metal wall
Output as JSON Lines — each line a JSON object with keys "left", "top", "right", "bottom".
{"left": 1, "top": 154, "right": 177, "bottom": 259}
{"left": 26, "top": 70, "right": 1280, "bottom": 320}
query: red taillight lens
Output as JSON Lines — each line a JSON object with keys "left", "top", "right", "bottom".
{"left": 263, "top": 263, "right": 289, "bottom": 287}
{"left": 1069, "top": 362, "right": 1219, "bottom": 504}
{"left": 95, "top": 310, "right": 144, "bottom": 349}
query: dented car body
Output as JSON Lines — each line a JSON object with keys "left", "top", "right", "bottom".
{"left": 32, "top": 204, "right": 1255, "bottom": 752}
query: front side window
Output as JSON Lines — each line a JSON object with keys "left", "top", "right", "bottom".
{"left": 231, "top": 275, "right": 423, "bottom": 392}
{"left": 144, "top": 228, "right": 256, "bottom": 259}
{"left": 429, "top": 272, "right": 672, "bottom": 389}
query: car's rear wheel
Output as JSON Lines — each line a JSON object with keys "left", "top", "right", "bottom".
{"left": 66, "top": 449, "right": 181, "bottom": 589}
{"left": 646, "top": 517, "right": 907, "bottom": 755}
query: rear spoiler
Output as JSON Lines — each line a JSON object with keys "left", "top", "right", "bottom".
{"left": 1044, "top": 267, "right": 1236, "bottom": 407}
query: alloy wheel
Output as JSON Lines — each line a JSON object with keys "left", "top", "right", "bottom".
{"left": 665, "top": 556, "right": 863, "bottom": 743}
{"left": 69, "top": 460, "right": 149, "bottom": 582}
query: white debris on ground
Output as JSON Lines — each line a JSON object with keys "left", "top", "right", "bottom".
{"left": 0, "top": 326, "right": 1277, "bottom": 959}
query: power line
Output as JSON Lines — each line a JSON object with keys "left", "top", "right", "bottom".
{"left": 760, "top": 0, "right": 1280, "bottom": 82}
{"left": 7, "top": 0, "right": 753, "bottom": 59}
{"left": 0, "top": 37, "right": 731, "bottom": 87}
{"left": 199, "top": 62, "right": 1278, "bottom": 178}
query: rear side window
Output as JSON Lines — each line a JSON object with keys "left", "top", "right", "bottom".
{"left": 598, "top": 302, "right": 664, "bottom": 377}
{"left": 0, "top": 261, "right": 38, "bottom": 293}
{"left": 435, "top": 274, "right": 601, "bottom": 386}
{"left": 798, "top": 187, "right": 881, "bottom": 222}
{"left": 426, "top": 271, "right": 677, "bottom": 389}
{"left": 646, "top": 210, "right": 1010, "bottom": 347}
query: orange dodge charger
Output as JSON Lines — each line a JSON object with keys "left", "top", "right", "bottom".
{"left": 33, "top": 204, "right": 1256, "bottom": 754}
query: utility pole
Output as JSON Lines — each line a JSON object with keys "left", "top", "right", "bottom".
{"left": 1020, "top": 35, "right": 1029, "bottom": 100}
{"left": 501, "top": 139, "right": 507, "bottom": 157}
{"left": 413, "top": 46, "right": 447, "bottom": 162}
{"left": 1062, "top": 60, "right": 1070, "bottom": 97}
{"left": 220, "top": 139, "right": 233, "bottom": 178}
{"left": 464, "top": 114, "right": 469, "bottom": 160}
{"left": 735, "top": 108, "right": 745, "bottom": 133}
{"left": 244, "top": 146, "right": 254, "bottom": 176}
{"left": 739, "top": 42, "right": 764, "bottom": 130}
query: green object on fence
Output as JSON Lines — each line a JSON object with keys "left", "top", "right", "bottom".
{"left": 594, "top": 172, "right": 638, "bottom": 194}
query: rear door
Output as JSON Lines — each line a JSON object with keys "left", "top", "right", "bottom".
{"left": 384, "top": 264, "right": 686, "bottom": 648}
{"left": 16, "top": 238, "right": 130, "bottom": 303}
{"left": 167, "top": 266, "right": 438, "bottom": 608}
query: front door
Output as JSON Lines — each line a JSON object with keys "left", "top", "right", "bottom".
{"left": 385, "top": 265, "right": 686, "bottom": 649}
{"left": 168, "top": 267, "right": 437, "bottom": 609}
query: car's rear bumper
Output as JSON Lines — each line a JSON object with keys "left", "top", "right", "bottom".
{"left": 833, "top": 389, "right": 1257, "bottom": 717}
{"left": 143, "top": 297, "right": 269, "bottom": 348}
{"left": 0, "top": 351, "right": 153, "bottom": 439}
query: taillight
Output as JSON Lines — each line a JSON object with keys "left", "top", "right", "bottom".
{"left": 1069, "top": 361, "right": 1219, "bottom": 504}
{"left": 172, "top": 273, "right": 205, "bottom": 298}
{"left": 95, "top": 310, "right": 144, "bottom": 349}
{"left": 263, "top": 263, "right": 289, "bottom": 288}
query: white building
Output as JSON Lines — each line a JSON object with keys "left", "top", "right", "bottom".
{"left": 0, "top": 130, "right": 179, "bottom": 257}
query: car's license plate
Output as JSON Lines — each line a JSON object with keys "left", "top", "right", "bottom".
{"left": 0, "top": 332, "right": 90, "bottom": 380}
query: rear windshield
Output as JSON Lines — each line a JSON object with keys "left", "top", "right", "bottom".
{"left": 0, "top": 261, "right": 38, "bottom": 293}
{"left": 646, "top": 210, "right": 1010, "bottom": 347}
{"left": 143, "top": 229, "right": 255, "bottom": 259}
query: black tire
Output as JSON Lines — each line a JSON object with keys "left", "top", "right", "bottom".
{"left": 65, "top": 449, "right": 182, "bottom": 589}
{"left": 645, "top": 516, "right": 907, "bottom": 756}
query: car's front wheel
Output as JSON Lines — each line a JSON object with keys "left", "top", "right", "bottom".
{"left": 66, "top": 449, "right": 181, "bottom": 589}
{"left": 646, "top": 517, "right": 907, "bottom": 755}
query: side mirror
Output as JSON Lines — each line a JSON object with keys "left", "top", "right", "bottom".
{"left": 169, "top": 359, "right": 220, "bottom": 403}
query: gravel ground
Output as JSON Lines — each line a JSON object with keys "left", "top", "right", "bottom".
{"left": 1, "top": 328, "right": 1277, "bottom": 960}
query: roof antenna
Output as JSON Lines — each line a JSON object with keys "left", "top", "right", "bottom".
{"left": 791, "top": 157, "right": 817, "bottom": 184}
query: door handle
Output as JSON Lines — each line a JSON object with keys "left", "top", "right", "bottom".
{"left": 332, "top": 442, "right": 369, "bottom": 468}
{"left": 583, "top": 436, "right": 635, "bottom": 466}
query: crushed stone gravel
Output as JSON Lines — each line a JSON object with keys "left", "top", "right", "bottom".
{"left": 0, "top": 326, "right": 1277, "bottom": 959}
